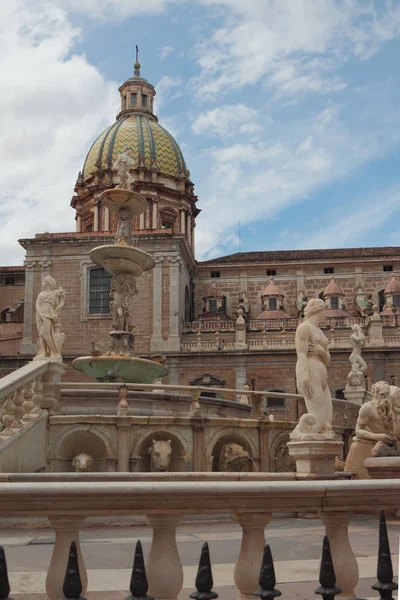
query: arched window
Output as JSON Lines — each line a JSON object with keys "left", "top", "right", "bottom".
{"left": 88, "top": 268, "right": 112, "bottom": 315}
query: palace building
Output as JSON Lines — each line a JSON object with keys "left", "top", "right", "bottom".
{"left": 1, "top": 59, "right": 400, "bottom": 424}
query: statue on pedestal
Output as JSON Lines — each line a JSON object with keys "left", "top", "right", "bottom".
{"left": 34, "top": 276, "right": 66, "bottom": 360}
{"left": 345, "top": 381, "right": 400, "bottom": 478}
{"left": 346, "top": 324, "right": 367, "bottom": 386}
{"left": 290, "top": 298, "right": 334, "bottom": 439}
{"left": 113, "top": 146, "right": 135, "bottom": 189}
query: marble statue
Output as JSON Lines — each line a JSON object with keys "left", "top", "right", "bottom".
{"left": 113, "top": 146, "right": 135, "bottom": 189}
{"left": 110, "top": 274, "right": 137, "bottom": 333}
{"left": 115, "top": 207, "right": 133, "bottom": 246}
{"left": 72, "top": 453, "right": 94, "bottom": 472}
{"left": 149, "top": 439, "right": 172, "bottom": 472}
{"left": 218, "top": 443, "right": 250, "bottom": 472}
{"left": 348, "top": 324, "right": 367, "bottom": 377}
{"left": 34, "top": 276, "right": 66, "bottom": 360}
{"left": 347, "top": 362, "right": 365, "bottom": 387}
{"left": 290, "top": 298, "right": 334, "bottom": 439}
{"left": 345, "top": 381, "right": 400, "bottom": 478}
{"left": 239, "top": 384, "right": 250, "bottom": 404}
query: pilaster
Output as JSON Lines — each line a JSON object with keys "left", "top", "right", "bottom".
{"left": 151, "top": 254, "right": 164, "bottom": 352}
{"left": 21, "top": 260, "right": 38, "bottom": 355}
{"left": 166, "top": 254, "right": 181, "bottom": 351}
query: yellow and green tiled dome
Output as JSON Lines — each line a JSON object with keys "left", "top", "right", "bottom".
{"left": 82, "top": 114, "right": 187, "bottom": 181}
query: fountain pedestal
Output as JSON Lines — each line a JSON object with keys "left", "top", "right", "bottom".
{"left": 72, "top": 181, "right": 168, "bottom": 384}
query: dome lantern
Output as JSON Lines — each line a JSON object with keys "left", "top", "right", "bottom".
{"left": 117, "top": 46, "right": 157, "bottom": 120}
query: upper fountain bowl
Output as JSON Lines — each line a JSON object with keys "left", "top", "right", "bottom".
{"left": 101, "top": 188, "right": 148, "bottom": 217}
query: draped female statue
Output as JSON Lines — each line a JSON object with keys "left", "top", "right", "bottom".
{"left": 291, "top": 298, "right": 334, "bottom": 439}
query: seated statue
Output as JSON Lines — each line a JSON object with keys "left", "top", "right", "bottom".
{"left": 345, "top": 381, "right": 400, "bottom": 478}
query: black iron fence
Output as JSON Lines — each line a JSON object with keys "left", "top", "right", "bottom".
{"left": 0, "top": 510, "right": 397, "bottom": 599}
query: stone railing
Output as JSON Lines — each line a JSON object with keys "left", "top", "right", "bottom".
{"left": 0, "top": 477, "right": 398, "bottom": 600}
{"left": 0, "top": 359, "right": 65, "bottom": 443}
{"left": 247, "top": 318, "right": 299, "bottom": 331}
{"left": 183, "top": 320, "right": 235, "bottom": 333}
{"left": 0, "top": 322, "right": 23, "bottom": 338}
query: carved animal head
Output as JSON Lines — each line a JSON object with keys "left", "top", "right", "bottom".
{"left": 72, "top": 453, "right": 94, "bottom": 473}
{"left": 149, "top": 439, "right": 172, "bottom": 472}
{"left": 218, "top": 443, "right": 249, "bottom": 472}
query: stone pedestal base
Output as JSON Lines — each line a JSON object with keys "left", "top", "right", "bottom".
{"left": 364, "top": 457, "right": 400, "bottom": 479}
{"left": 344, "top": 386, "right": 365, "bottom": 406}
{"left": 287, "top": 440, "right": 344, "bottom": 479}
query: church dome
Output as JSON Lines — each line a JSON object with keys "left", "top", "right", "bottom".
{"left": 82, "top": 114, "right": 187, "bottom": 181}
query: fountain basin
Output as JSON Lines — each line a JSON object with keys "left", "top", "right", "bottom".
{"left": 101, "top": 189, "right": 148, "bottom": 217}
{"left": 72, "top": 356, "right": 168, "bottom": 383}
{"left": 90, "top": 245, "right": 155, "bottom": 276}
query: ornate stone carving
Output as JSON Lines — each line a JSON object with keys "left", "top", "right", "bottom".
{"left": 115, "top": 208, "right": 133, "bottom": 245}
{"left": 72, "top": 453, "right": 94, "bottom": 472}
{"left": 290, "top": 298, "right": 334, "bottom": 440}
{"left": 345, "top": 324, "right": 367, "bottom": 389}
{"left": 34, "top": 276, "right": 66, "bottom": 361}
{"left": 149, "top": 439, "right": 172, "bottom": 472}
{"left": 273, "top": 438, "right": 296, "bottom": 473}
{"left": 110, "top": 274, "right": 137, "bottom": 333}
{"left": 345, "top": 381, "right": 400, "bottom": 478}
{"left": 218, "top": 443, "right": 249, "bottom": 472}
{"left": 239, "top": 384, "right": 250, "bottom": 404}
{"left": 113, "top": 146, "right": 135, "bottom": 189}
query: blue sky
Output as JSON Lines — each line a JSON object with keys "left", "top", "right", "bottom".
{"left": 1, "top": 1, "right": 400, "bottom": 264}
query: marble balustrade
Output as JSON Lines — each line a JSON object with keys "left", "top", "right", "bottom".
{"left": 0, "top": 478, "right": 398, "bottom": 600}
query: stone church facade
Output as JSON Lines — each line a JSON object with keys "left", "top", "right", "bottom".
{"left": 2, "top": 60, "right": 400, "bottom": 424}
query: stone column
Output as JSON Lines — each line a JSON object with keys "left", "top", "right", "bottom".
{"left": 259, "top": 423, "right": 269, "bottom": 472}
{"left": 139, "top": 213, "right": 145, "bottom": 229}
{"left": 167, "top": 255, "right": 181, "bottom": 351}
{"left": 234, "top": 512, "right": 272, "bottom": 600}
{"left": 46, "top": 516, "right": 87, "bottom": 600}
{"left": 20, "top": 260, "right": 37, "bottom": 355}
{"left": 146, "top": 513, "right": 184, "bottom": 600}
{"left": 193, "top": 425, "right": 205, "bottom": 471}
{"left": 104, "top": 206, "right": 110, "bottom": 231}
{"left": 117, "top": 418, "right": 131, "bottom": 472}
{"left": 180, "top": 210, "right": 186, "bottom": 234}
{"left": 320, "top": 512, "right": 358, "bottom": 600}
{"left": 152, "top": 199, "right": 158, "bottom": 229}
{"left": 186, "top": 212, "right": 192, "bottom": 247}
{"left": 92, "top": 204, "right": 99, "bottom": 232}
{"left": 151, "top": 254, "right": 164, "bottom": 352}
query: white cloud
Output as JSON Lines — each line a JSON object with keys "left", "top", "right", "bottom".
{"left": 0, "top": 1, "right": 118, "bottom": 265}
{"left": 195, "top": 100, "right": 400, "bottom": 259}
{"left": 295, "top": 186, "right": 400, "bottom": 250}
{"left": 159, "top": 45, "right": 175, "bottom": 61}
{"left": 57, "top": 0, "right": 186, "bottom": 19}
{"left": 192, "top": 104, "right": 262, "bottom": 139}
{"left": 191, "top": 0, "right": 400, "bottom": 100}
{"left": 154, "top": 75, "right": 183, "bottom": 112}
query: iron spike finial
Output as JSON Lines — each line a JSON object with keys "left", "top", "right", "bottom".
{"left": 62, "top": 541, "right": 86, "bottom": 600}
{"left": 254, "top": 544, "right": 281, "bottom": 600}
{"left": 0, "top": 546, "right": 11, "bottom": 600}
{"left": 372, "top": 510, "right": 398, "bottom": 600}
{"left": 314, "top": 536, "right": 342, "bottom": 600}
{"left": 125, "top": 540, "right": 153, "bottom": 600}
{"left": 190, "top": 542, "right": 218, "bottom": 600}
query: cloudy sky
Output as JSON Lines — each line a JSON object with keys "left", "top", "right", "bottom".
{"left": 2, "top": 0, "right": 400, "bottom": 265}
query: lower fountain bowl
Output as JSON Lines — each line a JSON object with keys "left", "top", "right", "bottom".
{"left": 90, "top": 245, "right": 155, "bottom": 276}
{"left": 72, "top": 356, "right": 168, "bottom": 383}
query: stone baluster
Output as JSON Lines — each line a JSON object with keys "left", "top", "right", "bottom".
{"left": 234, "top": 512, "right": 272, "bottom": 600}
{"left": 46, "top": 516, "right": 87, "bottom": 600}
{"left": 1, "top": 395, "right": 16, "bottom": 437}
{"left": 146, "top": 513, "right": 184, "bottom": 600}
{"left": 319, "top": 512, "right": 359, "bottom": 600}
{"left": 41, "top": 362, "right": 65, "bottom": 411}
{"left": 12, "top": 388, "right": 25, "bottom": 429}
{"left": 32, "top": 374, "right": 44, "bottom": 415}
{"left": 22, "top": 382, "right": 35, "bottom": 422}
